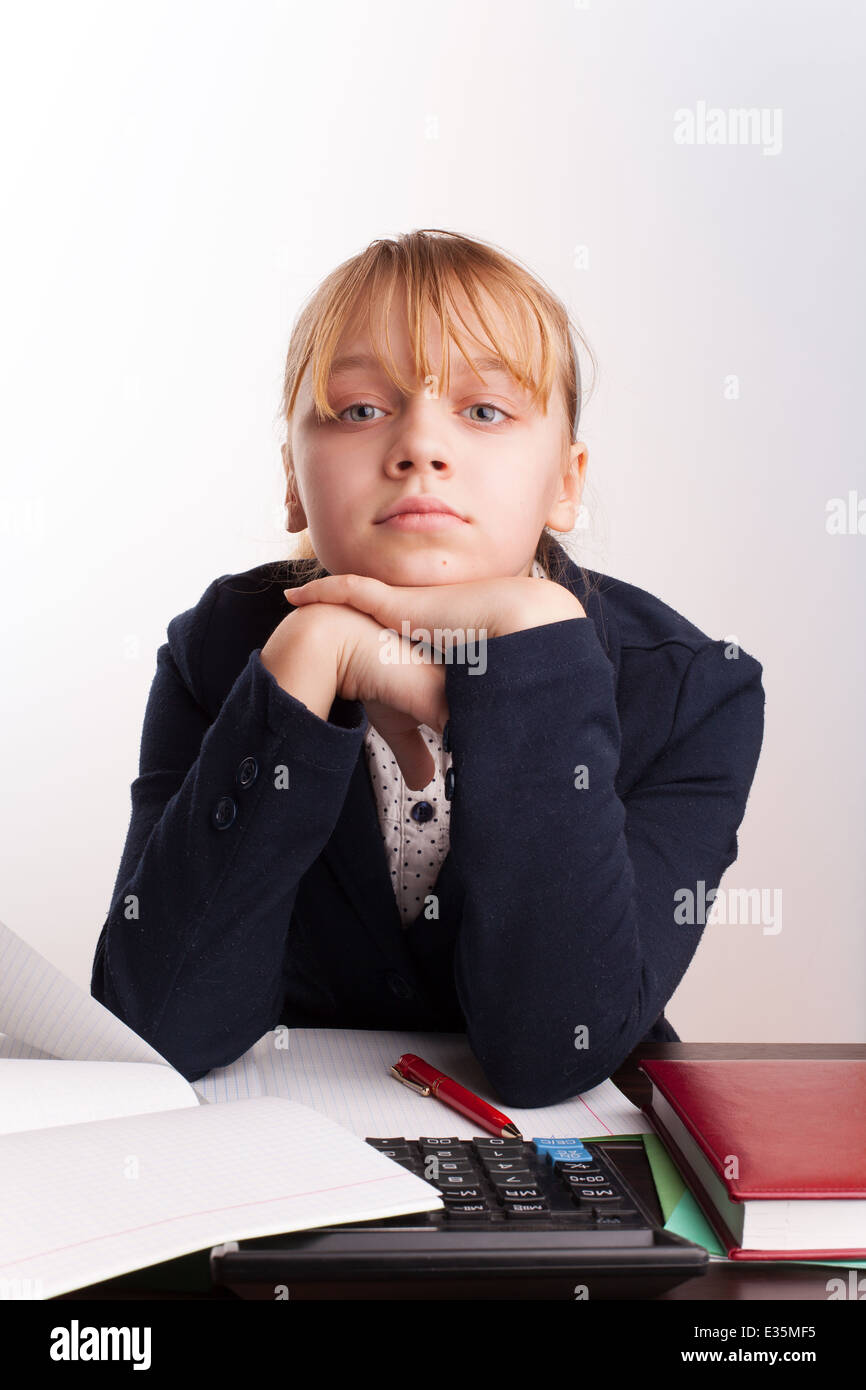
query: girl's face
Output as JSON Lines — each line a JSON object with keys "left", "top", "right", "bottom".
{"left": 285, "top": 293, "right": 587, "bottom": 587}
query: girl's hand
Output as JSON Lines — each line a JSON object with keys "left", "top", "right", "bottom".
{"left": 285, "top": 572, "right": 585, "bottom": 647}
{"left": 335, "top": 604, "right": 450, "bottom": 790}
{"left": 272, "top": 602, "right": 449, "bottom": 790}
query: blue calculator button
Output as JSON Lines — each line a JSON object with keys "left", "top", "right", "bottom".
{"left": 531, "top": 1137, "right": 594, "bottom": 1163}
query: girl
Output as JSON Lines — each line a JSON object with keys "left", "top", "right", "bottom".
{"left": 91, "top": 229, "right": 765, "bottom": 1108}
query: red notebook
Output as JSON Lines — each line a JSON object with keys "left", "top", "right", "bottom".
{"left": 638, "top": 1059, "right": 866, "bottom": 1261}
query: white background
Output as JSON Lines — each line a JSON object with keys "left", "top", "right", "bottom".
{"left": 1, "top": 0, "right": 863, "bottom": 1042}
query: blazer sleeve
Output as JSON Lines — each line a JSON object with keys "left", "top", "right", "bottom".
{"left": 90, "top": 577, "right": 368, "bottom": 1081}
{"left": 442, "top": 617, "right": 765, "bottom": 1108}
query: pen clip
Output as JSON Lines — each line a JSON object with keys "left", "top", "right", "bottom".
{"left": 389, "top": 1063, "right": 431, "bottom": 1096}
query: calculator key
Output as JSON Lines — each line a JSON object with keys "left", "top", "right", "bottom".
{"left": 490, "top": 1173, "right": 534, "bottom": 1189}
{"left": 435, "top": 1181, "right": 485, "bottom": 1199}
{"left": 442, "top": 1202, "right": 490, "bottom": 1218}
{"left": 472, "top": 1136, "right": 525, "bottom": 1147}
{"left": 472, "top": 1139, "right": 526, "bottom": 1155}
{"left": 574, "top": 1191, "right": 624, "bottom": 1209}
{"left": 504, "top": 1201, "right": 551, "bottom": 1218}
{"left": 499, "top": 1187, "right": 544, "bottom": 1203}
{"left": 422, "top": 1157, "right": 475, "bottom": 1173}
{"left": 365, "top": 1138, "right": 409, "bottom": 1147}
{"left": 532, "top": 1138, "right": 594, "bottom": 1163}
{"left": 559, "top": 1171, "right": 610, "bottom": 1185}
{"left": 544, "top": 1148, "right": 594, "bottom": 1164}
{"left": 369, "top": 1145, "right": 414, "bottom": 1161}
{"left": 554, "top": 1161, "right": 604, "bottom": 1176}
{"left": 418, "top": 1137, "right": 461, "bottom": 1146}
{"left": 418, "top": 1146, "right": 466, "bottom": 1160}
{"left": 483, "top": 1159, "right": 533, "bottom": 1174}
{"left": 594, "top": 1211, "right": 638, "bottom": 1226}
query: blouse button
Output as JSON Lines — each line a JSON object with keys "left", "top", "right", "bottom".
{"left": 411, "top": 801, "right": 434, "bottom": 823}
{"left": 444, "top": 767, "right": 455, "bottom": 801}
{"left": 441, "top": 720, "right": 451, "bottom": 752}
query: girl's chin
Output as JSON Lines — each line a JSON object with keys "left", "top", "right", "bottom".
{"left": 374, "top": 562, "right": 475, "bottom": 586}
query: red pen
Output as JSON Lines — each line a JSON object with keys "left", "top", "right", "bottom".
{"left": 389, "top": 1053, "right": 523, "bottom": 1139}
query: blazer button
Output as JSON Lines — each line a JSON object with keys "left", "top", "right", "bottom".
{"left": 442, "top": 719, "right": 451, "bottom": 752}
{"left": 236, "top": 755, "right": 258, "bottom": 789}
{"left": 211, "top": 795, "right": 237, "bottom": 830}
{"left": 410, "top": 800, "right": 434, "bottom": 823}
{"left": 385, "top": 971, "right": 415, "bottom": 1000}
{"left": 444, "top": 766, "right": 455, "bottom": 801}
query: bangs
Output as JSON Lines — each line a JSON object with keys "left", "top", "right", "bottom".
{"left": 281, "top": 230, "right": 580, "bottom": 440}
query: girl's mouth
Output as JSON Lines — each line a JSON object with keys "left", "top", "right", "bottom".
{"left": 378, "top": 512, "right": 467, "bottom": 531}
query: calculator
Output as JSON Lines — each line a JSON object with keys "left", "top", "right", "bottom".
{"left": 210, "top": 1135, "right": 708, "bottom": 1300}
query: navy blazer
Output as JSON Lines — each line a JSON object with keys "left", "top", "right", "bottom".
{"left": 91, "top": 542, "right": 765, "bottom": 1106}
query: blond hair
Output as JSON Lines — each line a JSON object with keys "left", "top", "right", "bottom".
{"left": 275, "top": 227, "right": 599, "bottom": 593}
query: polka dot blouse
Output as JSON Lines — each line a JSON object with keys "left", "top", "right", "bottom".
{"left": 363, "top": 559, "right": 549, "bottom": 926}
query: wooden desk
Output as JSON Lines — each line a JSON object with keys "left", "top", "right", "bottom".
{"left": 55, "top": 1041, "right": 866, "bottom": 1301}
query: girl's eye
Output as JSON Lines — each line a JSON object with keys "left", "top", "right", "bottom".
{"left": 462, "top": 402, "right": 510, "bottom": 425}
{"left": 338, "top": 402, "right": 386, "bottom": 423}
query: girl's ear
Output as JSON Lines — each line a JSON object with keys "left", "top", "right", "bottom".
{"left": 568, "top": 440, "right": 589, "bottom": 489}
{"left": 282, "top": 449, "right": 309, "bottom": 532}
{"left": 546, "top": 443, "right": 588, "bottom": 534}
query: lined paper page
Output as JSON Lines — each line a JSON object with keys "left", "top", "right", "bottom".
{"left": 0, "top": 1060, "right": 200, "bottom": 1136}
{"left": 0, "top": 1096, "right": 443, "bottom": 1300}
{"left": 239, "top": 1029, "right": 651, "bottom": 1138}
{"left": 0, "top": 918, "right": 168, "bottom": 1067}
{"left": 190, "top": 1053, "right": 263, "bottom": 1103}
{"left": 0, "top": 1034, "right": 56, "bottom": 1061}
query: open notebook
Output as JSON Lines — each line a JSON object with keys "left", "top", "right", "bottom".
{"left": 0, "top": 918, "right": 649, "bottom": 1299}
